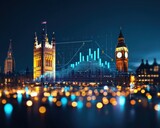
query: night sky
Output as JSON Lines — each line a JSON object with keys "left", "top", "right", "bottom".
{"left": 0, "top": 0, "right": 160, "bottom": 71}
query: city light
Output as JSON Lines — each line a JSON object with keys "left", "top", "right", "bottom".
{"left": 4, "top": 103, "right": 13, "bottom": 117}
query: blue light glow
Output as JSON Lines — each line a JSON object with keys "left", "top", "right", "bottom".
{"left": 71, "top": 94, "right": 76, "bottom": 101}
{"left": 91, "top": 54, "right": 93, "bottom": 59}
{"left": 64, "top": 86, "right": 70, "bottom": 92}
{"left": 25, "top": 87, "right": 29, "bottom": 98}
{"left": 4, "top": 103, "right": 13, "bottom": 117}
{"left": 89, "top": 48, "right": 91, "bottom": 56}
{"left": 97, "top": 48, "right": 100, "bottom": 59}
{"left": 99, "top": 58, "right": 101, "bottom": 66}
{"left": 94, "top": 51, "right": 96, "bottom": 60}
{"left": 107, "top": 62, "right": 110, "bottom": 69}
{"left": 61, "top": 97, "right": 68, "bottom": 106}
{"left": 48, "top": 95, "right": 53, "bottom": 102}
{"left": 17, "top": 92, "right": 22, "bottom": 104}
{"left": 77, "top": 101, "right": 83, "bottom": 109}
{"left": 119, "top": 96, "right": 126, "bottom": 106}
{"left": 87, "top": 55, "right": 89, "bottom": 61}
{"left": 146, "top": 85, "right": 150, "bottom": 91}
{"left": 79, "top": 52, "right": 82, "bottom": 62}
{"left": 82, "top": 56, "right": 85, "bottom": 61}
{"left": 104, "top": 85, "right": 108, "bottom": 90}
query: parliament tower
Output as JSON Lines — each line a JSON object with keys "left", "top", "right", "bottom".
{"left": 4, "top": 40, "right": 15, "bottom": 74}
{"left": 115, "top": 29, "right": 128, "bottom": 72}
{"left": 33, "top": 22, "right": 56, "bottom": 82}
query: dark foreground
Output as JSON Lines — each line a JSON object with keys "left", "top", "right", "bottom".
{"left": 0, "top": 84, "right": 160, "bottom": 128}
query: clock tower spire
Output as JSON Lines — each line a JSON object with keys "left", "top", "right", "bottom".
{"left": 115, "top": 29, "right": 128, "bottom": 72}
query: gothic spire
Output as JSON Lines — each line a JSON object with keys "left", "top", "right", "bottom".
{"left": 119, "top": 27, "right": 124, "bottom": 38}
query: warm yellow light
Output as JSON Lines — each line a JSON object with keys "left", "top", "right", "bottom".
{"left": 53, "top": 98, "right": 57, "bottom": 103}
{"left": 13, "top": 94, "right": 17, "bottom": 99}
{"left": 157, "top": 92, "right": 160, "bottom": 97}
{"left": 34, "top": 97, "right": 39, "bottom": 101}
{"left": 44, "top": 92, "right": 50, "bottom": 97}
{"left": 72, "top": 101, "right": 77, "bottom": 107}
{"left": 39, "top": 106, "right": 46, "bottom": 114}
{"left": 110, "top": 98, "right": 117, "bottom": 106}
{"left": 65, "top": 92, "right": 70, "bottom": 97}
{"left": 141, "top": 89, "right": 145, "bottom": 94}
{"left": 130, "top": 100, "right": 136, "bottom": 105}
{"left": 2, "top": 99, "right": 7, "bottom": 104}
{"left": 116, "top": 91, "right": 121, "bottom": 96}
{"left": 56, "top": 101, "right": 62, "bottom": 107}
{"left": 96, "top": 102, "right": 103, "bottom": 109}
{"left": 26, "top": 100, "right": 33, "bottom": 107}
{"left": 154, "top": 104, "right": 160, "bottom": 111}
{"left": 102, "top": 97, "right": 109, "bottom": 105}
{"left": 134, "top": 89, "right": 138, "bottom": 93}
{"left": 147, "top": 95, "right": 152, "bottom": 100}
{"left": 138, "top": 99, "right": 142, "bottom": 103}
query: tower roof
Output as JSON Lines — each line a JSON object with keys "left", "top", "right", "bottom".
{"left": 116, "top": 28, "right": 127, "bottom": 48}
{"left": 119, "top": 29, "right": 124, "bottom": 38}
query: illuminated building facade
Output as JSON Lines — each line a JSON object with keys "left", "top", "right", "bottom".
{"left": 33, "top": 22, "right": 56, "bottom": 82}
{"left": 4, "top": 40, "right": 15, "bottom": 74}
{"left": 136, "top": 59, "right": 160, "bottom": 85}
{"left": 115, "top": 30, "right": 128, "bottom": 72}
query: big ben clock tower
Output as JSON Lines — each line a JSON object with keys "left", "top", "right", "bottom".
{"left": 115, "top": 29, "right": 128, "bottom": 72}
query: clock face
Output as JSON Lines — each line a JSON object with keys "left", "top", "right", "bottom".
{"left": 117, "top": 52, "right": 122, "bottom": 58}
{"left": 125, "top": 52, "right": 128, "bottom": 58}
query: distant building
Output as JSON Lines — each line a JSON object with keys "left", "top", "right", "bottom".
{"left": 115, "top": 29, "right": 128, "bottom": 72}
{"left": 136, "top": 59, "right": 160, "bottom": 85}
{"left": 4, "top": 40, "right": 15, "bottom": 74}
{"left": 115, "top": 29, "right": 130, "bottom": 85}
{"left": 33, "top": 22, "right": 56, "bottom": 82}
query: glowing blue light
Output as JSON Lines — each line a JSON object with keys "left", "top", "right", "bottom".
{"left": 94, "top": 51, "right": 96, "bottom": 60}
{"left": 105, "top": 61, "right": 107, "bottom": 65}
{"left": 79, "top": 52, "right": 82, "bottom": 62}
{"left": 97, "top": 48, "right": 100, "bottom": 59}
{"left": 48, "top": 95, "right": 53, "bottom": 102}
{"left": 101, "top": 63, "right": 104, "bottom": 67}
{"left": 75, "top": 62, "right": 78, "bottom": 66}
{"left": 71, "top": 94, "right": 76, "bottom": 101}
{"left": 25, "top": 87, "right": 29, "bottom": 98}
{"left": 25, "top": 87, "right": 29, "bottom": 92}
{"left": 146, "top": 85, "right": 150, "bottom": 91}
{"left": 4, "top": 103, "right": 13, "bottom": 117}
{"left": 72, "top": 64, "right": 75, "bottom": 68}
{"left": 157, "top": 105, "right": 160, "bottom": 111}
{"left": 89, "top": 48, "right": 91, "bottom": 56}
{"left": 64, "top": 86, "right": 70, "bottom": 92}
{"left": 99, "top": 58, "right": 102, "bottom": 66}
{"left": 17, "top": 93, "right": 22, "bottom": 104}
{"left": 82, "top": 56, "right": 85, "bottom": 61}
{"left": 77, "top": 101, "right": 83, "bottom": 109}
{"left": 119, "top": 96, "right": 126, "bottom": 106}
{"left": 87, "top": 55, "right": 89, "bottom": 62}
{"left": 104, "top": 85, "right": 108, "bottom": 90}
{"left": 90, "top": 54, "right": 93, "bottom": 59}
{"left": 107, "top": 62, "right": 110, "bottom": 69}
{"left": 61, "top": 97, "right": 68, "bottom": 106}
